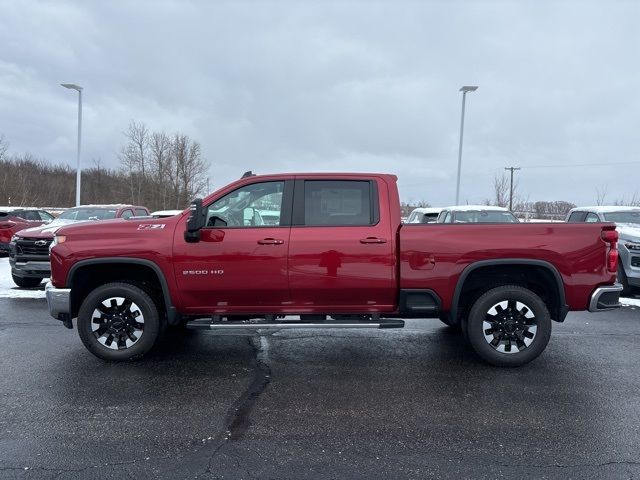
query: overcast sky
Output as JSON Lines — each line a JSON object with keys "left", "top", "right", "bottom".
{"left": 1, "top": 0, "right": 638, "bottom": 206}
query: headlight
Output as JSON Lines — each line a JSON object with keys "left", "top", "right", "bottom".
{"left": 624, "top": 241, "right": 640, "bottom": 251}
{"left": 50, "top": 235, "right": 67, "bottom": 250}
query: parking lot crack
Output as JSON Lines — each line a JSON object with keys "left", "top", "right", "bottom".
{"left": 205, "top": 334, "right": 271, "bottom": 475}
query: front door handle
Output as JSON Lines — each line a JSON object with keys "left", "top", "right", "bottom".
{"left": 258, "top": 238, "right": 285, "bottom": 245}
{"left": 360, "top": 237, "right": 387, "bottom": 244}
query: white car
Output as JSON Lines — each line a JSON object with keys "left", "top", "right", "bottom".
{"left": 406, "top": 207, "right": 442, "bottom": 224}
{"left": 436, "top": 205, "right": 519, "bottom": 223}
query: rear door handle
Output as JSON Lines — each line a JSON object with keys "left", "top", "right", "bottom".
{"left": 258, "top": 238, "right": 285, "bottom": 245}
{"left": 360, "top": 237, "right": 387, "bottom": 244}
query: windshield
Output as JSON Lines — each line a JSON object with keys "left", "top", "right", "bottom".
{"left": 57, "top": 208, "right": 118, "bottom": 221}
{"left": 603, "top": 211, "right": 640, "bottom": 224}
{"left": 453, "top": 211, "right": 519, "bottom": 223}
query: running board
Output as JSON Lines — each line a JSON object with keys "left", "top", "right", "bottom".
{"left": 187, "top": 319, "right": 405, "bottom": 331}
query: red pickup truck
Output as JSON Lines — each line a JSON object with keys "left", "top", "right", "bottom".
{"left": 46, "top": 173, "right": 622, "bottom": 367}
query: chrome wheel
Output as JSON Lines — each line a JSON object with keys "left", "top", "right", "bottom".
{"left": 483, "top": 299, "right": 537, "bottom": 354}
{"left": 91, "top": 296, "right": 145, "bottom": 350}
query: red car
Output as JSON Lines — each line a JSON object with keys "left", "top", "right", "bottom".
{"left": 46, "top": 173, "right": 621, "bottom": 367}
{"left": 0, "top": 207, "right": 54, "bottom": 254}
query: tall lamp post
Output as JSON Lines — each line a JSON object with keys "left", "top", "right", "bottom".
{"left": 455, "top": 85, "right": 478, "bottom": 205}
{"left": 61, "top": 83, "right": 83, "bottom": 206}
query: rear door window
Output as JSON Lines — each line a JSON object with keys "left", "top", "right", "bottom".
{"left": 585, "top": 213, "right": 600, "bottom": 223}
{"left": 567, "top": 211, "right": 587, "bottom": 223}
{"left": 301, "top": 180, "right": 377, "bottom": 226}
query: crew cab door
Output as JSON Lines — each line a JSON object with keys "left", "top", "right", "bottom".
{"left": 287, "top": 178, "right": 396, "bottom": 311}
{"left": 173, "top": 180, "right": 293, "bottom": 313}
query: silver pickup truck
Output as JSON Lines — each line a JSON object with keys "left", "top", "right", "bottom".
{"left": 566, "top": 206, "right": 640, "bottom": 295}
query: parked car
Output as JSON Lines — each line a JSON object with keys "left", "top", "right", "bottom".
{"left": 150, "top": 210, "right": 184, "bottom": 218}
{"left": 0, "top": 207, "right": 55, "bottom": 255}
{"left": 566, "top": 206, "right": 640, "bottom": 295}
{"left": 437, "top": 205, "right": 520, "bottom": 223}
{"left": 46, "top": 173, "right": 620, "bottom": 367}
{"left": 9, "top": 204, "right": 149, "bottom": 288}
{"left": 406, "top": 207, "right": 442, "bottom": 224}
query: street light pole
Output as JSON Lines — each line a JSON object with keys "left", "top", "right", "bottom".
{"left": 61, "top": 83, "right": 83, "bottom": 206}
{"left": 455, "top": 85, "right": 478, "bottom": 205}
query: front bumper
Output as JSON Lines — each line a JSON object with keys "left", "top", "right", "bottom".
{"left": 10, "top": 259, "right": 51, "bottom": 278}
{"left": 45, "top": 282, "right": 71, "bottom": 320}
{"left": 588, "top": 283, "right": 623, "bottom": 312}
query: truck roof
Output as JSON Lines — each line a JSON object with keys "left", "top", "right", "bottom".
{"left": 570, "top": 206, "right": 640, "bottom": 213}
{"left": 441, "top": 205, "right": 509, "bottom": 212}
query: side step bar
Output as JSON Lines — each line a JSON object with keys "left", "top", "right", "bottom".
{"left": 187, "top": 319, "right": 405, "bottom": 331}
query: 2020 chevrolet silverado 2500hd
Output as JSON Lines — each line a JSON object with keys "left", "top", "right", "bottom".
{"left": 46, "top": 173, "right": 622, "bottom": 367}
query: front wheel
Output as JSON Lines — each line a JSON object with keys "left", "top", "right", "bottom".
{"left": 77, "top": 282, "right": 161, "bottom": 361}
{"left": 466, "top": 285, "right": 551, "bottom": 367}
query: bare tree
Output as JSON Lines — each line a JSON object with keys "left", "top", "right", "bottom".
{"left": 119, "top": 121, "right": 150, "bottom": 205}
{"left": 596, "top": 185, "right": 608, "bottom": 206}
{"left": 149, "top": 132, "right": 172, "bottom": 209}
{"left": 492, "top": 173, "right": 511, "bottom": 208}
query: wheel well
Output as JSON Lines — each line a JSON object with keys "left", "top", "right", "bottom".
{"left": 455, "top": 264, "right": 564, "bottom": 323}
{"left": 69, "top": 263, "right": 166, "bottom": 319}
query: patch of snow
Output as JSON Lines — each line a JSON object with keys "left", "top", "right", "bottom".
{"left": 0, "top": 257, "right": 46, "bottom": 299}
{"left": 620, "top": 297, "right": 640, "bottom": 307}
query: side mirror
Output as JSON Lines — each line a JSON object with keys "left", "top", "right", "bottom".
{"left": 185, "top": 198, "right": 205, "bottom": 243}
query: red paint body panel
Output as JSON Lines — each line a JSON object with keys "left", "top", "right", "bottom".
{"left": 288, "top": 176, "right": 397, "bottom": 311}
{"left": 400, "top": 223, "right": 616, "bottom": 312}
{"left": 0, "top": 216, "right": 45, "bottom": 244}
{"left": 172, "top": 226, "right": 290, "bottom": 313}
{"left": 50, "top": 173, "right": 616, "bottom": 318}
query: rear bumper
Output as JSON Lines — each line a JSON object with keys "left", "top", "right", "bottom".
{"left": 45, "top": 282, "right": 71, "bottom": 320}
{"left": 588, "top": 283, "right": 623, "bottom": 312}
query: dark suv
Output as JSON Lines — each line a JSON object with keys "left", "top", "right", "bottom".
{"left": 0, "top": 208, "right": 54, "bottom": 255}
{"left": 10, "top": 204, "right": 148, "bottom": 287}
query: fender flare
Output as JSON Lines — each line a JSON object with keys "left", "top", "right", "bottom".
{"left": 67, "top": 257, "right": 178, "bottom": 324}
{"left": 450, "top": 258, "right": 568, "bottom": 323}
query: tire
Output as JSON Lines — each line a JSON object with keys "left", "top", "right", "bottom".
{"left": 439, "top": 317, "right": 461, "bottom": 332}
{"left": 466, "top": 285, "right": 551, "bottom": 367}
{"left": 77, "top": 282, "right": 161, "bottom": 361}
{"left": 12, "top": 274, "right": 43, "bottom": 288}
{"left": 618, "top": 264, "right": 632, "bottom": 297}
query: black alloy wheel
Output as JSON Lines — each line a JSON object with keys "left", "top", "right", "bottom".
{"left": 77, "top": 283, "right": 161, "bottom": 361}
{"left": 466, "top": 285, "right": 551, "bottom": 367}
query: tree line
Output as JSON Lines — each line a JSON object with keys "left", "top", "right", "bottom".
{"left": 0, "top": 123, "right": 209, "bottom": 211}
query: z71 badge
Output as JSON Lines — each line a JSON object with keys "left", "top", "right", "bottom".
{"left": 137, "top": 224, "right": 166, "bottom": 230}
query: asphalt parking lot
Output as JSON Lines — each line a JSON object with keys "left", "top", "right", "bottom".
{"left": 1, "top": 264, "right": 639, "bottom": 479}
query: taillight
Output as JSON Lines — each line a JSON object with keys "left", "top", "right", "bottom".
{"left": 602, "top": 228, "right": 619, "bottom": 273}
{"left": 608, "top": 249, "right": 618, "bottom": 273}
{"left": 601, "top": 230, "right": 618, "bottom": 243}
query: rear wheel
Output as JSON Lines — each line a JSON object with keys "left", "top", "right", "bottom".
{"left": 77, "top": 282, "right": 161, "bottom": 361}
{"left": 12, "top": 274, "right": 43, "bottom": 288}
{"left": 466, "top": 285, "right": 551, "bottom": 367}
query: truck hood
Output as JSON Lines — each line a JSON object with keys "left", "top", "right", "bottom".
{"left": 56, "top": 215, "right": 181, "bottom": 238}
{"left": 16, "top": 218, "right": 93, "bottom": 239}
{"left": 616, "top": 223, "right": 640, "bottom": 242}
